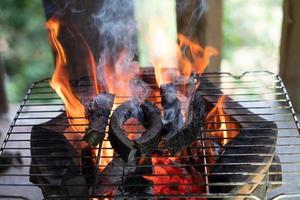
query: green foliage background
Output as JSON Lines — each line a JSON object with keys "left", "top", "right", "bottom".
{"left": 222, "top": 0, "right": 283, "bottom": 73}
{"left": 0, "top": 0, "right": 53, "bottom": 102}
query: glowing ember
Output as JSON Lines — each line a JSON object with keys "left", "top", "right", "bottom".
{"left": 144, "top": 156, "right": 206, "bottom": 199}
{"left": 205, "top": 95, "right": 240, "bottom": 146}
{"left": 46, "top": 18, "right": 88, "bottom": 133}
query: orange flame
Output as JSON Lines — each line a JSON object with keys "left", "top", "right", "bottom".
{"left": 80, "top": 35, "right": 100, "bottom": 95}
{"left": 47, "top": 18, "right": 114, "bottom": 172}
{"left": 143, "top": 18, "right": 179, "bottom": 87}
{"left": 205, "top": 96, "right": 240, "bottom": 146}
{"left": 46, "top": 18, "right": 88, "bottom": 133}
{"left": 146, "top": 21, "right": 218, "bottom": 87}
{"left": 102, "top": 49, "right": 140, "bottom": 97}
{"left": 178, "top": 34, "right": 219, "bottom": 76}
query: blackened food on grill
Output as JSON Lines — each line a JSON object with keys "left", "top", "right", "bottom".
{"left": 160, "top": 83, "right": 183, "bottom": 136}
{"left": 165, "top": 88, "right": 205, "bottom": 155}
{"left": 30, "top": 113, "right": 88, "bottom": 200}
{"left": 109, "top": 100, "right": 162, "bottom": 162}
{"left": 84, "top": 93, "right": 115, "bottom": 147}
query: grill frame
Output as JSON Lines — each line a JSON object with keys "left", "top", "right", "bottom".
{"left": 0, "top": 71, "right": 300, "bottom": 199}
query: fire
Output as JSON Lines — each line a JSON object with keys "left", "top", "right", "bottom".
{"left": 47, "top": 18, "right": 114, "bottom": 172}
{"left": 47, "top": 12, "right": 222, "bottom": 199}
{"left": 46, "top": 18, "right": 88, "bottom": 133}
{"left": 97, "top": 104, "right": 118, "bottom": 172}
{"left": 144, "top": 156, "right": 206, "bottom": 200}
{"left": 80, "top": 35, "right": 100, "bottom": 95}
{"left": 205, "top": 96, "right": 240, "bottom": 146}
{"left": 147, "top": 19, "right": 179, "bottom": 87}
{"left": 102, "top": 49, "right": 140, "bottom": 97}
{"left": 178, "top": 34, "right": 219, "bottom": 75}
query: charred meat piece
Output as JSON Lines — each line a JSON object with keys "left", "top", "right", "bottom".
{"left": 160, "top": 83, "right": 183, "bottom": 136}
{"left": 166, "top": 88, "right": 205, "bottom": 155}
{"left": 109, "top": 100, "right": 162, "bottom": 162}
{"left": 84, "top": 93, "right": 115, "bottom": 146}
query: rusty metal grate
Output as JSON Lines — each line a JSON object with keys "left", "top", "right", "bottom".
{"left": 0, "top": 71, "right": 300, "bottom": 200}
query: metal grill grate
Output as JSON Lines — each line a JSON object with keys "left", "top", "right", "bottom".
{"left": 0, "top": 71, "right": 300, "bottom": 200}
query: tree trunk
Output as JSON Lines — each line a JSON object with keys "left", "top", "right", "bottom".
{"left": 43, "top": 0, "right": 103, "bottom": 80}
{"left": 280, "top": 0, "right": 300, "bottom": 112}
{"left": 0, "top": 55, "right": 8, "bottom": 115}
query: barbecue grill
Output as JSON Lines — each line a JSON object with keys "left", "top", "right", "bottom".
{"left": 0, "top": 71, "right": 300, "bottom": 200}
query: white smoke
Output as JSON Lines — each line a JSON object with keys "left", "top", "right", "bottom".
{"left": 176, "top": 0, "right": 207, "bottom": 38}
{"left": 93, "top": 0, "right": 139, "bottom": 93}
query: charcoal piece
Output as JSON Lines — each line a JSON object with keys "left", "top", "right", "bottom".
{"left": 84, "top": 93, "right": 115, "bottom": 146}
{"left": 109, "top": 100, "right": 162, "bottom": 162}
{"left": 269, "top": 154, "right": 282, "bottom": 189}
{"left": 96, "top": 157, "right": 153, "bottom": 199}
{"left": 116, "top": 177, "right": 153, "bottom": 200}
{"left": 95, "top": 157, "right": 153, "bottom": 199}
{"left": 30, "top": 113, "right": 88, "bottom": 200}
{"left": 166, "top": 89, "right": 205, "bottom": 155}
{"left": 81, "top": 147, "right": 95, "bottom": 188}
{"left": 120, "top": 157, "right": 153, "bottom": 197}
{"left": 208, "top": 123, "right": 277, "bottom": 199}
{"left": 160, "top": 83, "right": 183, "bottom": 136}
{"left": 0, "top": 152, "right": 22, "bottom": 173}
{"left": 95, "top": 157, "right": 137, "bottom": 195}
{"left": 136, "top": 102, "right": 163, "bottom": 154}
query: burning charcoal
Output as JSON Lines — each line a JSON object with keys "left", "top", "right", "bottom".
{"left": 84, "top": 92, "right": 115, "bottom": 147}
{"left": 109, "top": 100, "right": 162, "bottom": 162}
{"left": 160, "top": 83, "right": 183, "bottom": 136}
{"left": 0, "top": 152, "right": 23, "bottom": 173}
{"left": 30, "top": 114, "right": 88, "bottom": 200}
{"left": 166, "top": 88, "right": 205, "bottom": 155}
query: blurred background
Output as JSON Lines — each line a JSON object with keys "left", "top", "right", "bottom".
{"left": 1, "top": 0, "right": 299, "bottom": 120}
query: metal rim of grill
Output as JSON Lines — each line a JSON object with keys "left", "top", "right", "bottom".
{"left": 1, "top": 71, "right": 300, "bottom": 200}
